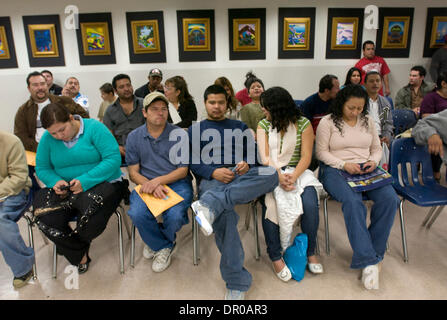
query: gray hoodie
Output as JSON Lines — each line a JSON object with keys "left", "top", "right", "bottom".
{"left": 412, "top": 109, "right": 447, "bottom": 163}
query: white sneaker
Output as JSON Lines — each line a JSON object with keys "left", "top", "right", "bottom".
{"left": 362, "top": 264, "right": 379, "bottom": 290}
{"left": 152, "top": 242, "right": 177, "bottom": 273}
{"left": 225, "top": 289, "right": 245, "bottom": 300}
{"left": 191, "top": 201, "right": 215, "bottom": 236}
{"left": 143, "top": 245, "right": 156, "bottom": 259}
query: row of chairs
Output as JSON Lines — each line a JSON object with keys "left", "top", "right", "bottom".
{"left": 17, "top": 138, "right": 446, "bottom": 280}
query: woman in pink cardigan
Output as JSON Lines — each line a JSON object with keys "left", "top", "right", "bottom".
{"left": 315, "top": 85, "right": 399, "bottom": 290}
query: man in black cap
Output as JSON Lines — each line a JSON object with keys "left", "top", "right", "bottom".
{"left": 135, "top": 68, "right": 164, "bottom": 99}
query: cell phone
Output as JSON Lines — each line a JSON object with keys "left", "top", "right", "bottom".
{"left": 59, "top": 184, "right": 71, "bottom": 191}
{"left": 360, "top": 163, "right": 371, "bottom": 171}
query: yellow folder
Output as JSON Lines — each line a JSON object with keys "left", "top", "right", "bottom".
{"left": 134, "top": 184, "right": 184, "bottom": 217}
{"left": 26, "top": 151, "right": 36, "bottom": 167}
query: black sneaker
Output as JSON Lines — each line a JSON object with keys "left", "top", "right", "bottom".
{"left": 13, "top": 269, "right": 33, "bottom": 288}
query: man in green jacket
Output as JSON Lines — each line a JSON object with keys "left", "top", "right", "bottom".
{"left": 395, "top": 66, "right": 435, "bottom": 117}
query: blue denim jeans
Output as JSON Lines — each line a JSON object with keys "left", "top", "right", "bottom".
{"left": 260, "top": 186, "right": 319, "bottom": 261}
{"left": 319, "top": 163, "right": 399, "bottom": 269}
{"left": 198, "top": 166, "right": 278, "bottom": 292}
{"left": 128, "top": 179, "right": 193, "bottom": 251}
{"left": 0, "top": 190, "right": 35, "bottom": 277}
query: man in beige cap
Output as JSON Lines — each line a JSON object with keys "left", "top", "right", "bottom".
{"left": 125, "top": 91, "right": 192, "bottom": 273}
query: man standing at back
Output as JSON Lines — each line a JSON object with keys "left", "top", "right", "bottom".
{"left": 189, "top": 84, "right": 278, "bottom": 300}
{"left": 301, "top": 74, "right": 340, "bottom": 135}
{"left": 355, "top": 40, "right": 391, "bottom": 96}
{"left": 103, "top": 74, "right": 145, "bottom": 164}
{"left": 135, "top": 68, "right": 164, "bottom": 99}
{"left": 14, "top": 71, "right": 89, "bottom": 153}
{"left": 41, "top": 70, "right": 62, "bottom": 95}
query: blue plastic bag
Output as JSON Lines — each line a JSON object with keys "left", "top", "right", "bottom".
{"left": 283, "top": 233, "right": 308, "bottom": 282}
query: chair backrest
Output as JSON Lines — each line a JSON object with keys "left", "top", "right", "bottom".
{"left": 389, "top": 137, "right": 435, "bottom": 188}
{"left": 391, "top": 109, "right": 418, "bottom": 136}
{"left": 294, "top": 100, "right": 304, "bottom": 113}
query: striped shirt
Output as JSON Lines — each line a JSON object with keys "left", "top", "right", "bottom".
{"left": 258, "top": 117, "right": 310, "bottom": 166}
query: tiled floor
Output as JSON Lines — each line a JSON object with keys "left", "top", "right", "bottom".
{"left": 1, "top": 192, "right": 447, "bottom": 300}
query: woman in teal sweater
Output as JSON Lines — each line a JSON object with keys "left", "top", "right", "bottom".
{"left": 33, "top": 102, "right": 127, "bottom": 273}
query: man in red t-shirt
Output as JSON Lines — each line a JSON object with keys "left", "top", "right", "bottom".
{"left": 355, "top": 41, "right": 391, "bottom": 96}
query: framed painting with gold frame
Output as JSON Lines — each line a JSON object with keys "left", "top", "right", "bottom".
{"left": 331, "top": 17, "right": 359, "bottom": 50}
{"left": 376, "top": 8, "right": 414, "bottom": 58}
{"left": 80, "top": 22, "right": 111, "bottom": 56}
{"left": 131, "top": 19, "right": 160, "bottom": 54}
{"left": 326, "top": 8, "right": 363, "bottom": 59}
{"left": 182, "top": 18, "right": 210, "bottom": 51}
{"left": 278, "top": 7, "right": 315, "bottom": 59}
{"left": 0, "top": 26, "right": 10, "bottom": 60}
{"left": 283, "top": 17, "right": 311, "bottom": 51}
{"left": 23, "top": 14, "right": 65, "bottom": 67}
{"left": 229, "top": 8, "right": 265, "bottom": 60}
{"left": 430, "top": 16, "right": 447, "bottom": 48}
{"left": 28, "top": 24, "right": 59, "bottom": 58}
{"left": 381, "top": 16, "right": 410, "bottom": 49}
{"left": 126, "top": 11, "right": 166, "bottom": 63}
{"left": 76, "top": 13, "right": 115, "bottom": 65}
{"left": 176, "top": 10, "right": 215, "bottom": 62}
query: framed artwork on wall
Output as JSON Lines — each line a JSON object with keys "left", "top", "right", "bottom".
{"left": 423, "top": 8, "right": 447, "bottom": 57}
{"left": 126, "top": 11, "right": 166, "bottom": 63}
{"left": 375, "top": 8, "right": 414, "bottom": 58}
{"left": 23, "top": 14, "right": 65, "bottom": 67}
{"left": 177, "top": 10, "right": 215, "bottom": 62}
{"left": 278, "top": 7, "right": 315, "bottom": 59}
{"left": 229, "top": 8, "right": 265, "bottom": 60}
{"left": 0, "top": 17, "right": 17, "bottom": 68}
{"left": 326, "top": 8, "right": 363, "bottom": 59}
{"left": 75, "top": 13, "right": 115, "bottom": 65}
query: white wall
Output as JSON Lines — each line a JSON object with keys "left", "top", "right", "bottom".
{"left": 0, "top": 0, "right": 445, "bottom": 133}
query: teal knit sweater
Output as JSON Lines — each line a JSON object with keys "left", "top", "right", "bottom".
{"left": 36, "top": 118, "right": 122, "bottom": 191}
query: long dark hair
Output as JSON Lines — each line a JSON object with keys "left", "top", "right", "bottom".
{"left": 260, "top": 86, "right": 301, "bottom": 133}
{"left": 344, "top": 67, "right": 362, "bottom": 86}
{"left": 329, "top": 84, "right": 369, "bottom": 135}
{"left": 165, "top": 75, "right": 194, "bottom": 105}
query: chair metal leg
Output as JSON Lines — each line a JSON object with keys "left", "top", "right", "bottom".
{"left": 323, "top": 196, "right": 330, "bottom": 256}
{"left": 52, "top": 243, "right": 57, "bottom": 279}
{"left": 192, "top": 215, "right": 200, "bottom": 266}
{"left": 426, "top": 206, "right": 445, "bottom": 229}
{"left": 130, "top": 224, "right": 136, "bottom": 268}
{"left": 398, "top": 199, "right": 409, "bottom": 263}
{"left": 421, "top": 206, "right": 438, "bottom": 227}
{"left": 114, "top": 210, "right": 125, "bottom": 274}
{"left": 252, "top": 201, "right": 260, "bottom": 261}
{"left": 24, "top": 215, "right": 37, "bottom": 280}
{"left": 119, "top": 205, "right": 132, "bottom": 240}
{"left": 245, "top": 202, "right": 252, "bottom": 230}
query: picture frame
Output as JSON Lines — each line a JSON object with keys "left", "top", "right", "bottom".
{"left": 176, "top": 10, "right": 215, "bottom": 62}
{"left": 131, "top": 20, "right": 160, "bottom": 54}
{"left": 0, "top": 26, "right": 10, "bottom": 60}
{"left": 381, "top": 16, "right": 410, "bottom": 49}
{"left": 423, "top": 8, "right": 447, "bottom": 57}
{"left": 229, "top": 8, "right": 265, "bottom": 60}
{"left": 375, "top": 8, "right": 414, "bottom": 58}
{"left": 80, "top": 22, "right": 111, "bottom": 56}
{"left": 28, "top": 24, "right": 59, "bottom": 58}
{"left": 429, "top": 16, "right": 447, "bottom": 48}
{"left": 326, "top": 8, "right": 363, "bottom": 59}
{"left": 330, "top": 17, "right": 359, "bottom": 50}
{"left": 278, "top": 7, "right": 315, "bottom": 59}
{"left": 233, "top": 18, "right": 260, "bottom": 52}
{"left": 23, "top": 14, "right": 65, "bottom": 67}
{"left": 126, "top": 11, "right": 166, "bottom": 64}
{"left": 76, "top": 13, "right": 115, "bottom": 65}
{"left": 0, "top": 17, "right": 17, "bottom": 68}
{"left": 182, "top": 18, "right": 210, "bottom": 51}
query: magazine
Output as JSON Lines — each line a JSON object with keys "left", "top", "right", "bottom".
{"left": 340, "top": 165, "right": 393, "bottom": 192}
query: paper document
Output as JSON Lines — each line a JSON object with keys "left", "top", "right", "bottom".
{"left": 134, "top": 184, "right": 184, "bottom": 217}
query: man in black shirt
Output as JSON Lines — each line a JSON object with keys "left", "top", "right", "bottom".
{"left": 41, "top": 70, "right": 62, "bottom": 95}
{"left": 134, "top": 68, "right": 164, "bottom": 99}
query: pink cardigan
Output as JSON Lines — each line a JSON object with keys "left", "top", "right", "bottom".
{"left": 315, "top": 114, "right": 382, "bottom": 170}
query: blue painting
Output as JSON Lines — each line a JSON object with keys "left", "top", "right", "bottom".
{"left": 34, "top": 29, "right": 53, "bottom": 53}
{"left": 288, "top": 23, "right": 306, "bottom": 45}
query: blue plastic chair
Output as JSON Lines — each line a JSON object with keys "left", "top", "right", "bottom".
{"left": 13, "top": 189, "right": 37, "bottom": 279}
{"left": 294, "top": 100, "right": 304, "bottom": 113}
{"left": 389, "top": 138, "right": 447, "bottom": 263}
{"left": 391, "top": 109, "right": 418, "bottom": 136}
